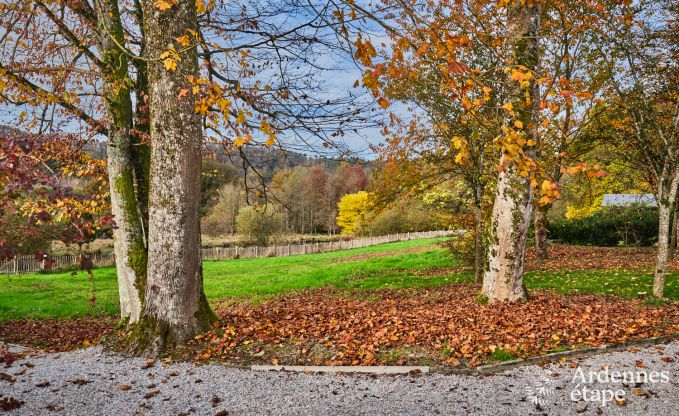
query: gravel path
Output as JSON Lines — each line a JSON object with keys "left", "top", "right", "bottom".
{"left": 1, "top": 341, "right": 677, "bottom": 415}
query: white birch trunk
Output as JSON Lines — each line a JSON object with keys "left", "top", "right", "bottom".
{"left": 482, "top": 1, "right": 541, "bottom": 302}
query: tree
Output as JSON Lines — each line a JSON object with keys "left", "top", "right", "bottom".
{"left": 481, "top": 1, "right": 542, "bottom": 302}
{"left": 531, "top": 2, "right": 610, "bottom": 260}
{"left": 236, "top": 205, "right": 282, "bottom": 246}
{"left": 129, "top": 0, "right": 215, "bottom": 354}
{"left": 0, "top": 131, "right": 113, "bottom": 261}
{"left": 202, "top": 183, "right": 245, "bottom": 235}
{"left": 94, "top": 0, "right": 150, "bottom": 323}
{"left": 1, "top": 0, "right": 371, "bottom": 333}
{"left": 337, "top": 191, "right": 369, "bottom": 235}
{"left": 599, "top": 0, "right": 679, "bottom": 298}
{"left": 200, "top": 159, "right": 238, "bottom": 216}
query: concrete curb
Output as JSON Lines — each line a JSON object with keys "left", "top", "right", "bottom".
{"left": 438, "top": 333, "right": 679, "bottom": 376}
{"left": 251, "top": 334, "right": 679, "bottom": 376}
{"left": 251, "top": 365, "right": 429, "bottom": 375}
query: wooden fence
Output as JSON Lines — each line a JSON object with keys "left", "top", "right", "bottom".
{"left": 0, "top": 230, "right": 455, "bottom": 275}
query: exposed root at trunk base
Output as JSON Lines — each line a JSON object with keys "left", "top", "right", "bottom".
{"left": 125, "top": 298, "right": 217, "bottom": 357}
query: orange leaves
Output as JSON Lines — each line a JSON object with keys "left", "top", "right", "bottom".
{"left": 153, "top": 0, "right": 175, "bottom": 11}
{"left": 507, "top": 66, "right": 534, "bottom": 89}
{"left": 353, "top": 35, "right": 376, "bottom": 67}
{"left": 176, "top": 34, "right": 190, "bottom": 47}
{"left": 538, "top": 179, "right": 560, "bottom": 206}
{"left": 194, "top": 284, "right": 679, "bottom": 367}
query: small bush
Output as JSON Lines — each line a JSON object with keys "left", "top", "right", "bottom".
{"left": 548, "top": 204, "right": 658, "bottom": 246}
{"left": 236, "top": 204, "right": 283, "bottom": 246}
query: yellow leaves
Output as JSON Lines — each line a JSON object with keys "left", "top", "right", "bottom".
{"left": 160, "top": 48, "right": 180, "bottom": 71}
{"left": 377, "top": 97, "right": 390, "bottom": 109}
{"left": 513, "top": 120, "right": 523, "bottom": 129}
{"left": 501, "top": 102, "right": 514, "bottom": 115}
{"left": 194, "top": 98, "right": 209, "bottom": 115}
{"left": 153, "top": 0, "right": 175, "bottom": 11}
{"left": 538, "top": 180, "right": 560, "bottom": 206}
{"left": 176, "top": 35, "right": 190, "bottom": 47}
{"left": 259, "top": 119, "right": 276, "bottom": 146}
{"left": 196, "top": 0, "right": 214, "bottom": 14}
{"left": 454, "top": 149, "right": 469, "bottom": 164}
{"left": 236, "top": 109, "right": 246, "bottom": 124}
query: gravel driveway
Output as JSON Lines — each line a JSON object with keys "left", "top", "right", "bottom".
{"left": 1, "top": 341, "right": 677, "bottom": 415}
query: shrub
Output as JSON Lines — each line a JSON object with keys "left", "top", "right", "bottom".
{"left": 236, "top": 204, "right": 282, "bottom": 246}
{"left": 548, "top": 204, "right": 658, "bottom": 246}
{"left": 369, "top": 201, "right": 441, "bottom": 236}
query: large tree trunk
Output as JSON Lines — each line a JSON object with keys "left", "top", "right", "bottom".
{"left": 653, "top": 172, "right": 679, "bottom": 298}
{"left": 94, "top": 0, "right": 147, "bottom": 323}
{"left": 129, "top": 0, "right": 215, "bottom": 354}
{"left": 482, "top": 1, "right": 541, "bottom": 302}
{"left": 534, "top": 203, "right": 549, "bottom": 261}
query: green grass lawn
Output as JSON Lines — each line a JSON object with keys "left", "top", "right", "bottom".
{"left": 1, "top": 237, "right": 677, "bottom": 321}
{"left": 0, "top": 238, "right": 459, "bottom": 321}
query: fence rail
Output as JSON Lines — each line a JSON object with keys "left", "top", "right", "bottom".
{"left": 0, "top": 230, "right": 455, "bottom": 275}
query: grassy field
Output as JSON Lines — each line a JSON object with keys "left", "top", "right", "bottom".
{"left": 1, "top": 237, "right": 677, "bottom": 321}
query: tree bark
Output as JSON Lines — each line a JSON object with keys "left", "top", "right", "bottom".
{"left": 129, "top": 0, "right": 216, "bottom": 354}
{"left": 473, "top": 201, "right": 484, "bottom": 284}
{"left": 94, "top": 0, "right": 146, "bottom": 323}
{"left": 653, "top": 171, "right": 679, "bottom": 298}
{"left": 534, "top": 203, "right": 549, "bottom": 261}
{"left": 482, "top": 1, "right": 541, "bottom": 302}
{"left": 669, "top": 196, "right": 678, "bottom": 260}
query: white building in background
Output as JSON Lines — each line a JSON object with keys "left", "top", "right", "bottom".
{"left": 601, "top": 194, "right": 657, "bottom": 207}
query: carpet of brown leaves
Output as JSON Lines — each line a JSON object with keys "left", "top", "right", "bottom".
{"left": 525, "top": 245, "right": 679, "bottom": 272}
{"left": 202, "top": 285, "right": 679, "bottom": 367}
{"left": 0, "top": 318, "right": 115, "bottom": 351}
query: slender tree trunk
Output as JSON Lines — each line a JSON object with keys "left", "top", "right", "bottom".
{"left": 669, "top": 196, "right": 678, "bottom": 260}
{"left": 653, "top": 172, "right": 679, "bottom": 298}
{"left": 473, "top": 200, "right": 484, "bottom": 284}
{"left": 130, "top": 0, "right": 215, "bottom": 354}
{"left": 534, "top": 203, "right": 549, "bottom": 261}
{"left": 94, "top": 0, "right": 146, "bottom": 323}
{"left": 482, "top": 1, "right": 541, "bottom": 302}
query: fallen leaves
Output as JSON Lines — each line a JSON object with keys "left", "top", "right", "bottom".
{"left": 0, "top": 372, "right": 16, "bottom": 382}
{"left": 144, "top": 390, "right": 160, "bottom": 399}
{"left": 0, "top": 318, "right": 115, "bottom": 352}
{"left": 197, "top": 285, "right": 679, "bottom": 367}
{"left": 0, "top": 397, "right": 23, "bottom": 411}
{"left": 142, "top": 359, "right": 156, "bottom": 369}
{"left": 525, "top": 245, "right": 679, "bottom": 272}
